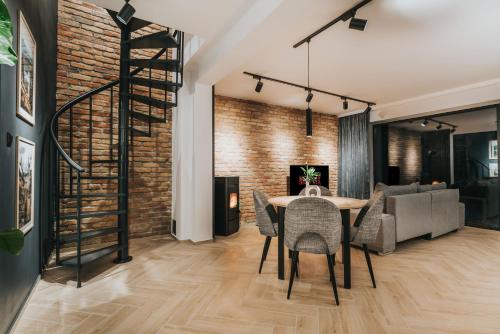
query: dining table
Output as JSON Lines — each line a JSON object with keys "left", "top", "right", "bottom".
{"left": 268, "top": 195, "right": 367, "bottom": 289}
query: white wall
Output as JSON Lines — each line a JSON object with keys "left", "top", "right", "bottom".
{"left": 172, "top": 70, "right": 213, "bottom": 242}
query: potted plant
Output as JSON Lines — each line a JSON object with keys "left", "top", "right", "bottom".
{"left": 0, "top": 229, "right": 24, "bottom": 255}
{"left": 0, "top": 0, "right": 23, "bottom": 256}
{"left": 300, "top": 165, "right": 320, "bottom": 189}
{"left": 0, "top": 0, "right": 17, "bottom": 65}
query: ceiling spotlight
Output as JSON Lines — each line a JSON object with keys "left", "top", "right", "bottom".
{"left": 343, "top": 98, "right": 348, "bottom": 110}
{"left": 436, "top": 123, "right": 442, "bottom": 130}
{"left": 116, "top": 0, "right": 136, "bottom": 25}
{"left": 306, "top": 107, "right": 313, "bottom": 137}
{"left": 255, "top": 79, "right": 263, "bottom": 93}
{"left": 306, "top": 90, "right": 314, "bottom": 103}
{"left": 349, "top": 17, "right": 367, "bottom": 31}
{"left": 451, "top": 127, "right": 456, "bottom": 134}
{"left": 421, "top": 119, "right": 428, "bottom": 127}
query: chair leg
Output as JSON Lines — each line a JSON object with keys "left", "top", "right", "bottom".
{"left": 287, "top": 251, "right": 298, "bottom": 299}
{"left": 326, "top": 254, "right": 339, "bottom": 305}
{"left": 295, "top": 252, "right": 299, "bottom": 278}
{"left": 259, "top": 236, "right": 272, "bottom": 274}
{"left": 363, "top": 244, "right": 376, "bottom": 288}
{"left": 326, "top": 254, "right": 333, "bottom": 281}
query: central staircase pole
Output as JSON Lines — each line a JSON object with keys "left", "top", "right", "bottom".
{"left": 115, "top": 23, "right": 133, "bottom": 263}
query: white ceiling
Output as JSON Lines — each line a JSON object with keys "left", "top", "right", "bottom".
{"left": 214, "top": 0, "right": 500, "bottom": 114}
{"left": 88, "top": 0, "right": 500, "bottom": 116}
{"left": 88, "top": 0, "right": 255, "bottom": 40}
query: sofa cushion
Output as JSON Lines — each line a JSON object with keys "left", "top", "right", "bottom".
{"left": 374, "top": 182, "right": 418, "bottom": 196}
{"left": 418, "top": 182, "right": 447, "bottom": 192}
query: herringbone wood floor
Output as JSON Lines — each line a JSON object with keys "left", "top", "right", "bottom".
{"left": 13, "top": 225, "right": 500, "bottom": 334}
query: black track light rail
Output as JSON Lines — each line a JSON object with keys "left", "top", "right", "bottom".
{"left": 423, "top": 118, "right": 457, "bottom": 129}
{"left": 293, "top": 0, "right": 372, "bottom": 48}
{"left": 243, "top": 71, "right": 376, "bottom": 106}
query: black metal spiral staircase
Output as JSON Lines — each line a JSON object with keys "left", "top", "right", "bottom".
{"left": 49, "top": 10, "right": 184, "bottom": 287}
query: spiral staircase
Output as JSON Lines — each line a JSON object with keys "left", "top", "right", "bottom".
{"left": 49, "top": 10, "right": 184, "bottom": 287}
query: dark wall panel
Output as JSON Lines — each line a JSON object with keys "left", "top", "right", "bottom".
{"left": 420, "top": 130, "right": 451, "bottom": 185}
{"left": 0, "top": 0, "right": 57, "bottom": 332}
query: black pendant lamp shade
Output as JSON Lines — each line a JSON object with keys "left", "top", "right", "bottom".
{"left": 117, "top": 0, "right": 135, "bottom": 25}
{"left": 255, "top": 79, "right": 263, "bottom": 93}
{"left": 306, "top": 107, "right": 313, "bottom": 137}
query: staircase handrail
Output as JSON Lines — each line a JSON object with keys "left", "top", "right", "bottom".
{"left": 49, "top": 47, "right": 169, "bottom": 172}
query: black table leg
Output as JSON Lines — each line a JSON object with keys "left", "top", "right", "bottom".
{"left": 341, "top": 209, "right": 351, "bottom": 289}
{"left": 278, "top": 206, "right": 285, "bottom": 280}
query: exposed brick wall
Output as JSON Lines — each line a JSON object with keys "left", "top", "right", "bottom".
{"left": 388, "top": 126, "right": 422, "bottom": 184}
{"left": 57, "top": 0, "right": 172, "bottom": 239}
{"left": 214, "top": 96, "right": 339, "bottom": 224}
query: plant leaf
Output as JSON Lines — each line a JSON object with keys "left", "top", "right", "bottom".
{"left": 0, "top": 229, "right": 24, "bottom": 255}
{"left": 0, "top": 0, "right": 17, "bottom": 66}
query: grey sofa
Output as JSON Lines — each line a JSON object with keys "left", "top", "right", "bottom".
{"left": 352, "top": 182, "right": 465, "bottom": 255}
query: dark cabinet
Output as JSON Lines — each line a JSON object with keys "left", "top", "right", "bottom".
{"left": 214, "top": 177, "right": 240, "bottom": 236}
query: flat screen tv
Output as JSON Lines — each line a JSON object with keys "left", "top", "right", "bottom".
{"left": 289, "top": 165, "right": 329, "bottom": 195}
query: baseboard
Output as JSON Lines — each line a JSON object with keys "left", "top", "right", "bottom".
{"left": 8, "top": 274, "right": 40, "bottom": 334}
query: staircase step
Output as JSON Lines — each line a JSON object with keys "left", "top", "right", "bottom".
{"left": 60, "top": 193, "right": 126, "bottom": 199}
{"left": 130, "top": 111, "right": 165, "bottom": 123}
{"left": 128, "top": 76, "right": 181, "bottom": 92}
{"left": 60, "top": 210, "right": 126, "bottom": 220}
{"left": 60, "top": 244, "right": 123, "bottom": 267}
{"left": 126, "top": 59, "right": 179, "bottom": 72}
{"left": 125, "top": 31, "right": 178, "bottom": 49}
{"left": 60, "top": 227, "right": 121, "bottom": 244}
{"left": 90, "top": 159, "right": 118, "bottom": 164}
{"left": 130, "top": 127, "right": 151, "bottom": 137}
{"left": 129, "top": 94, "right": 176, "bottom": 109}
{"left": 106, "top": 10, "right": 151, "bottom": 32}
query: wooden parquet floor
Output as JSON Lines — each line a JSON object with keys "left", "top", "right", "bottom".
{"left": 13, "top": 225, "right": 500, "bottom": 334}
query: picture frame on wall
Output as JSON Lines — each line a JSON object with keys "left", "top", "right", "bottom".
{"left": 489, "top": 140, "right": 498, "bottom": 160}
{"left": 16, "top": 136, "right": 35, "bottom": 234}
{"left": 16, "top": 10, "right": 36, "bottom": 126}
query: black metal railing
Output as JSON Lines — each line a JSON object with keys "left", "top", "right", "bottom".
{"left": 49, "top": 28, "right": 184, "bottom": 287}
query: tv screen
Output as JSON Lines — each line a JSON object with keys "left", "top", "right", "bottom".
{"left": 289, "top": 165, "right": 329, "bottom": 195}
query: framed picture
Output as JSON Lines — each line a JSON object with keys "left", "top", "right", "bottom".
{"left": 16, "top": 11, "right": 36, "bottom": 126}
{"left": 16, "top": 136, "right": 35, "bottom": 234}
{"left": 489, "top": 163, "right": 498, "bottom": 178}
{"left": 489, "top": 140, "right": 498, "bottom": 160}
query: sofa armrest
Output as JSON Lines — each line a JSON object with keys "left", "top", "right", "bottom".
{"left": 387, "top": 192, "right": 432, "bottom": 242}
{"left": 428, "top": 189, "right": 459, "bottom": 238}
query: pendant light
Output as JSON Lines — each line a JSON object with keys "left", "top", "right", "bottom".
{"left": 305, "top": 41, "right": 313, "bottom": 137}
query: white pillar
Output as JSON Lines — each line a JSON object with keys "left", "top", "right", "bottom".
{"left": 172, "top": 70, "right": 213, "bottom": 242}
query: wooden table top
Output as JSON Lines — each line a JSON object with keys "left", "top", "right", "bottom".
{"left": 268, "top": 196, "right": 367, "bottom": 210}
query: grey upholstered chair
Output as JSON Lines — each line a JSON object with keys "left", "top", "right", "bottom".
{"left": 298, "top": 185, "right": 333, "bottom": 196}
{"left": 253, "top": 190, "right": 278, "bottom": 274}
{"left": 284, "top": 197, "right": 342, "bottom": 305}
{"left": 351, "top": 191, "right": 385, "bottom": 288}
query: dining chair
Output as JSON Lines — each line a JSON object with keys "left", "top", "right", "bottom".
{"left": 299, "top": 185, "right": 332, "bottom": 196}
{"left": 285, "top": 197, "right": 342, "bottom": 305}
{"left": 350, "top": 191, "right": 385, "bottom": 288}
{"left": 253, "top": 190, "right": 278, "bottom": 274}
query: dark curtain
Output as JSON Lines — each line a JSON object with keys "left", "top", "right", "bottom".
{"left": 338, "top": 112, "right": 370, "bottom": 199}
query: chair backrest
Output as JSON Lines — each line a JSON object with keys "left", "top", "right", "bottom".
{"left": 298, "top": 185, "right": 332, "bottom": 196}
{"left": 353, "top": 191, "right": 385, "bottom": 244}
{"left": 253, "top": 190, "right": 277, "bottom": 236}
{"left": 284, "top": 197, "right": 342, "bottom": 255}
